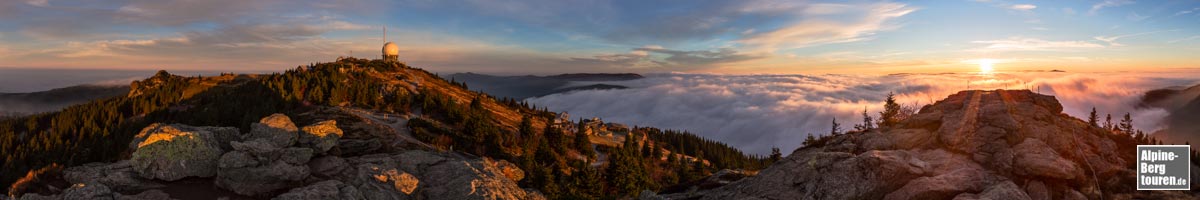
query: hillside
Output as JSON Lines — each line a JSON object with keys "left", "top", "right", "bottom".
{"left": 0, "top": 85, "right": 129, "bottom": 117}
{"left": 657, "top": 90, "right": 1195, "bottom": 199}
{"left": 0, "top": 58, "right": 766, "bottom": 199}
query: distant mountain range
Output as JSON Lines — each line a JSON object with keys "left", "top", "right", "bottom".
{"left": 444, "top": 72, "right": 643, "bottom": 99}
{"left": 0, "top": 84, "right": 129, "bottom": 117}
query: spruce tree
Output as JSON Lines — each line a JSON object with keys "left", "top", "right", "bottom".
{"left": 1088, "top": 107, "right": 1098, "bottom": 127}
{"left": 1120, "top": 112, "right": 1134, "bottom": 135}
{"left": 831, "top": 118, "right": 842, "bottom": 135}
{"left": 879, "top": 92, "right": 901, "bottom": 127}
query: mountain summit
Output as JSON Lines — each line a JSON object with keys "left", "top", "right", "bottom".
{"left": 663, "top": 90, "right": 1193, "bottom": 199}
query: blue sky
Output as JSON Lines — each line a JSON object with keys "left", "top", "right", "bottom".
{"left": 1, "top": 0, "right": 1198, "bottom": 74}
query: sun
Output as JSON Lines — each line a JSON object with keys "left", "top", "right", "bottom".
{"left": 978, "top": 59, "right": 995, "bottom": 74}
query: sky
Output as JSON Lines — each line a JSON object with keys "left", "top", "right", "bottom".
{"left": 1, "top": 0, "right": 1199, "bottom": 75}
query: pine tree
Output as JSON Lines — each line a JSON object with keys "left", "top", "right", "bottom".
{"left": 574, "top": 128, "right": 593, "bottom": 159}
{"left": 1088, "top": 107, "right": 1099, "bottom": 127}
{"left": 830, "top": 118, "right": 842, "bottom": 135}
{"left": 1103, "top": 114, "right": 1113, "bottom": 130}
{"left": 769, "top": 147, "right": 782, "bottom": 162}
{"left": 1120, "top": 112, "right": 1134, "bottom": 135}
{"left": 879, "top": 92, "right": 901, "bottom": 127}
{"left": 854, "top": 108, "right": 875, "bottom": 131}
{"left": 803, "top": 134, "right": 817, "bottom": 146}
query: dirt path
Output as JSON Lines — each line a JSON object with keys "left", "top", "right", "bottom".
{"left": 342, "top": 108, "right": 435, "bottom": 149}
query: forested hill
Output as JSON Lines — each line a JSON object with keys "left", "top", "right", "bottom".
{"left": 0, "top": 57, "right": 771, "bottom": 198}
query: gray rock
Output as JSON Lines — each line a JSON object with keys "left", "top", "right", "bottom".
{"left": 1024, "top": 180, "right": 1050, "bottom": 200}
{"left": 272, "top": 180, "right": 364, "bottom": 200}
{"left": 62, "top": 183, "right": 114, "bottom": 200}
{"left": 976, "top": 181, "right": 1030, "bottom": 200}
{"left": 298, "top": 120, "right": 343, "bottom": 154}
{"left": 63, "top": 161, "right": 164, "bottom": 193}
{"left": 1012, "top": 139, "right": 1081, "bottom": 180}
{"left": 308, "top": 156, "right": 350, "bottom": 179}
{"left": 342, "top": 151, "right": 533, "bottom": 200}
{"left": 345, "top": 156, "right": 419, "bottom": 200}
{"left": 216, "top": 139, "right": 314, "bottom": 196}
{"left": 115, "top": 190, "right": 175, "bottom": 200}
{"left": 17, "top": 193, "right": 59, "bottom": 200}
{"left": 337, "top": 139, "right": 383, "bottom": 156}
{"left": 638, "top": 190, "right": 665, "bottom": 200}
{"left": 129, "top": 123, "right": 225, "bottom": 181}
{"left": 883, "top": 165, "right": 993, "bottom": 200}
{"left": 246, "top": 114, "right": 299, "bottom": 148}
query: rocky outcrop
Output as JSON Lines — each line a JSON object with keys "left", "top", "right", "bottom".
{"left": 272, "top": 180, "right": 364, "bottom": 200}
{"left": 62, "top": 160, "right": 164, "bottom": 193}
{"left": 298, "top": 120, "right": 343, "bottom": 154}
{"left": 335, "top": 151, "right": 538, "bottom": 200}
{"left": 247, "top": 113, "right": 300, "bottom": 148}
{"left": 17, "top": 183, "right": 175, "bottom": 200}
{"left": 215, "top": 140, "right": 313, "bottom": 196}
{"left": 12, "top": 113, "right": 536, "bottom": 200}
{"left": 677, "top": 90, "right": 1151, "bottom": 200}
{"left": 129, "top": 123, "right": 231, "bottom": 181}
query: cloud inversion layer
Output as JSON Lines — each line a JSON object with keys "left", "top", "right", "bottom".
{"left": 526, "top": 72, "right": 1200, "bottom": 155}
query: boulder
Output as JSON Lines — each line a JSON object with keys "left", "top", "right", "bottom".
{"left": 216, "top": 140, "right": 313, "bottom": 196}
{"left": 492, "top": 159, "right": 525, "bottom": 182}
{"left": 62, "top": 183, "right": 114, "bottom": 200}
{"left": 298, "top": 120, "right": 343, "bottom": 154}
{"left": 342, "top": 151, "right": 534, "bottom": 200}
{"left": 272, "top": 180, "right": 364, "bottom": 200}
{"left": 308, "top": 156, "right": 350, "bottom": 179}
{"left": 246, "top": 114, "right": 299, "bottom": 148}
{"left": 337, "top": 139, "right": 383, "bottom": 156}
{"left": 115, "top": 190, "right": 175, "bottom": 200}
{"left": 63, "top": 161, "right": 164, "bottom": 193}
{"left": 129, "top": 124, "right": 225, "bottom": 181}
{"left": 395, "top": 151, "right": 531, "bottom": 200}
{"left": 977, "top": 181, "right": 1030, "bottom": 200}
{"left": 696, "top": 169, "right": 755, "bottom": 189}
{"left": 1024, "top": 180, "right": 1050, "bottom": 200}
{"left": 883, "top": 166, "right": 994, "bottom": 200}
{"left": 697, "top": 149, "right": 927, "bottom": 200}
{"left": 1012, "top": 139, "right": 1081, "bottom": 180}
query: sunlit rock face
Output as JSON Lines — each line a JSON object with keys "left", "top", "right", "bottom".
{"left": 129, "top": 123, "right": 233, "bottom": 181}
{"left": 666, "top": 90, "right": 1186, "bottom": 200}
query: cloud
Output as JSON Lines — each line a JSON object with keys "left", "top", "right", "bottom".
{"left": 1010, "top": 4, "right": 1037, "bottom": 11}
{"left": 566, "top": 47, "right": 762, "bottom": 71}
{"left": 1093, "top": 30, "right": 1174, "bottom": 46}
{"left": 970, "top": 37, "right": 1104, "bottom": 52}
{"left": 25, "top": 0, "right": 48, "bottom": 7}
{"left": 113, "top": 0, "right": 284, "bottom": 26}
{"left": 526, "top": 72, "right": 1200, "bottom": 155}
{"left": 1174, "top": 8, "right": 1200, "bottom": 17}
{"left": 1089, "top": 0, "right": 1134, "bottom": 15}
{"left": 1168, "top": 35, "right": 1200, "bottom": 43}
{"left": 1126, "top": 12, "right": 1149, "bottom": 21}
{"left": 738, "top": 2, "right": 917, "bottom": 52}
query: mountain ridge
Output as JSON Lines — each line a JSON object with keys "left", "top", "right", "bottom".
{"left": 1, "top": 58, "right": 766, "bottom": 199}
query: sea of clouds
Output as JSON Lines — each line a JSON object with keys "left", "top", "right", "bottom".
{"left": 526, "top": 72, "right": 1200, "bottom": 155}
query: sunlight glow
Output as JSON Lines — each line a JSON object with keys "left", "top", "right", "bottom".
{"left": 978, "top": 59, "right": 995, "bottom": 74}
